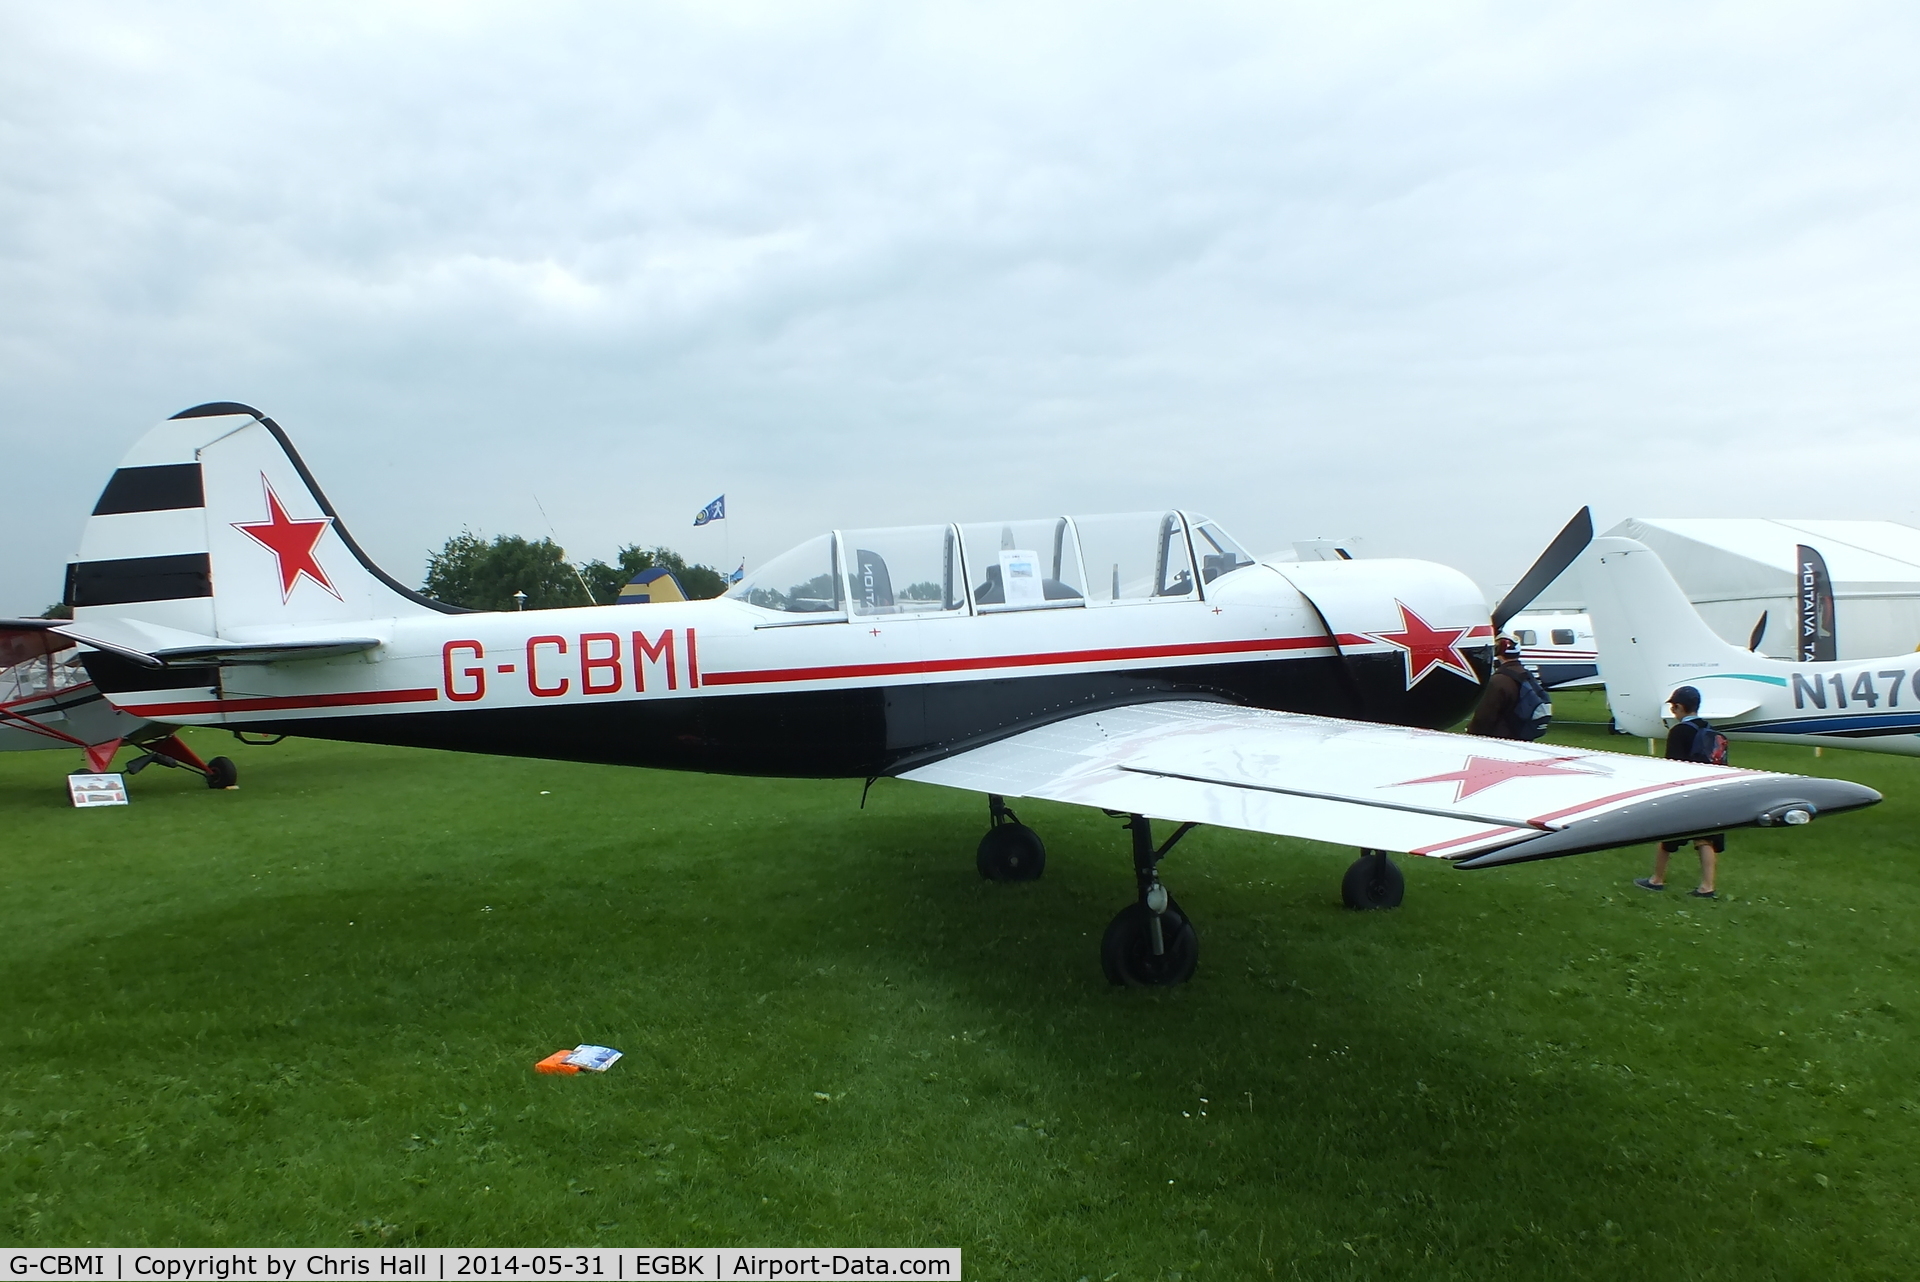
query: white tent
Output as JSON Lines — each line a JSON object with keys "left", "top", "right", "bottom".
{"left": 1536, "top": 518, "right": 1920, "bottom": 661}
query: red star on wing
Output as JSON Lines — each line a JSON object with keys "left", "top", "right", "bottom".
{"left": 1391, "top": 754, "right": 1602, "bottom": 802}
{"left": 232, "top": 477, "right": 340, "bottom": 602}
{"left": 1365, "top": 600, "right": 1479, "bottom": 689}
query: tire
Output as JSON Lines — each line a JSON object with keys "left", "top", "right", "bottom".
{"left": 1100, "top": 901, "right": 1199, "bottom": 986}
{"left": 976, "top": 823, "right": 1046, "bottom": 881}
{"left": 205, "top": 756, "right": 239, "bottom": 789}
{"left": 1341, "top": 852, "right": 1404, "bottom": 910}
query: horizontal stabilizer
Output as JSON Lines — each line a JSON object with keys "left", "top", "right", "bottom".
{"left": 36, "top": 616, "right": 380, "bottom": 668}
{"left": 1695, "top": 692, "right": 1762, "bottom": 721}
{"left": 149, "top": 638, "right": 383, "bottom": 665}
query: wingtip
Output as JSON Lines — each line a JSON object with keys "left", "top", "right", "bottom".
{"left": 1454, "top": 774, "right": 1882, "bottom": 869}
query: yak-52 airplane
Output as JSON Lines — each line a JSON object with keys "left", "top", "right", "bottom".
{"left": 1586, "top": 534, "right": 1920, "bottom": 755}
{"left": 25, "top": 405, "right": 1880, "bottom": 985}
{"left": 1, "top": 621, "right": 238, "bottom": 786}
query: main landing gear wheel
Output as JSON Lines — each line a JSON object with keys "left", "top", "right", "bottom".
{"left": 205, "top": 756, "right": 239, "bottom": 789}
{"left": 1341, "top": 849, "right": 1404, "bottom": 910}
{"left": 1102, "top": 813, "right": 1202, "bottom": 987}
{"left": 1101, "top": 900, "right": 1198, "bottom": 987}
{"left": 977, "top": 823, "right": 1046, "bottom": 881}
{"left": 977, "top": 794, "right": 1046, "bottom": 881}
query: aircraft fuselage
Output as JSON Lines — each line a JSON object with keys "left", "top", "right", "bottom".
{"left": 87, "top": 565, "right": 1491, "bottom": 778}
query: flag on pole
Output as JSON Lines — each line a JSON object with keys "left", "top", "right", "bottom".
{"left": 694, "top": 495, "right": 726, "bottom": 526}
{"left": 727, "top": 561, "right": 745, "bottom": 584}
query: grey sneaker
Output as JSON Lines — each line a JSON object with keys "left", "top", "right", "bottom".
{"left": 1633, "top": 877, "right": 1666, "bottom": 892}
{"left": 1689, "top": 888, "right": 1718, "bottom": 899}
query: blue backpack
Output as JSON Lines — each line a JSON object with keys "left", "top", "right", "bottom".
{"left": 1509, "top": 668, "right": 1553, "bottom": 740}
{"left": 1683, "top": 717, "right": 1729, "bottom": 765}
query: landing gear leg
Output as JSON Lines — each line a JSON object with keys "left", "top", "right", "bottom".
{"left": 976, "top": 794, "right": 1046, "bottom": 881}
{"left": 124, "top": 734, "right": 239, "bottom": 789}
{"left": 1341, "top": 848, "right": 1404, "bottom": 910}
{"left": 1100, "top": 815, "right": 1200, "bottom": 986}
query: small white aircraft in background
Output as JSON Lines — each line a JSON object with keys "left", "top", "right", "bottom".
{"left": 1506, "top": 611, "right": 1601, "bottom": 690}
{"left": 0, "top": 623, "right": 238, "bottom": 786}
{"left": 1586, "top": 535, "right": 1920, "bottom": 755}
{"left": 20, "top": 406, "right": 1880, "bottom": 985}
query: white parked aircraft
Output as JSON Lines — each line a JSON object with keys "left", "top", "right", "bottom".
{"left": 1586, "top": 535, "right": 1920, "bottom": 754}
{"left": 15, "top": 406, "right": 1880, "bottom": 985}
{"left": 1, "top": 622, "right": 238, "bottom": 786}
{"left": 1506, "top": 611, "right": 1600, "bottom": 689}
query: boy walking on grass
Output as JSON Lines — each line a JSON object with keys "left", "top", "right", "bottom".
{"left": 1634, "top": 684, "right": 1723, "bottom": 899}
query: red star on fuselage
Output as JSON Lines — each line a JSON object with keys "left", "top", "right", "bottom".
{"left": 232, "top": 477, "right": 340, "bottom": 602}
{"left": 1365, "top": 600, "right": 1479, "bottom": 689}
{"left": 1391, "top": 754, "right": 1602, "bottom": 802}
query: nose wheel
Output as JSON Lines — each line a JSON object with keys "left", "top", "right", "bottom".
{"left": 1101, "top": 814, "right": 1200, "bottom": 986}
{"left": 977, "top": 794, "right": 1047, "bottom": 881}
{"left": 1341, "top": 849, "right": 1404, "bottom": 910}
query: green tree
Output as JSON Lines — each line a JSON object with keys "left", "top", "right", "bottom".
{"left": 579, "top": 545, "right": 730, "bottom": 603}
{"left": 41, "top": 602, "right": 72, "bottom": 620}
{"left": 423, "top": 532, "right": 731, "bottom": 610}
{"left": 422, "top": 531, "right": 592, "bottom": 611}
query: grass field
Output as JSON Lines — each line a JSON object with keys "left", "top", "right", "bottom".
{"left": 2, "top": 690, "right": 1917, "bottom": 1278}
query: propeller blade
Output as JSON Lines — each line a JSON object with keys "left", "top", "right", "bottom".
{"left": 1491, "top": 506, "right": 1594, "bottom": 631}
{"left": 1748, "top": 610, "right": 1769, "bottom": 652}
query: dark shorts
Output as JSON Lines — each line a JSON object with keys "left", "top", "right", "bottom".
{"left": 1661, "top": 833, "right": 1726, "bottom": 854}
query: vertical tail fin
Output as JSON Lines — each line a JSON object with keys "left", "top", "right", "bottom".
{"left": 1579, "top": 536, "right": 1751, "bottom": 736}
{"left": 70, "top": 404, "right": 460, "bottom": 642}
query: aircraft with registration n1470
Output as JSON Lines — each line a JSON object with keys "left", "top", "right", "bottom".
{"left": 2, "top": 405, "right": 1882, "bottom": 986}
{"left": 1585, "top": 535, "right": 1920, "bottom": 755}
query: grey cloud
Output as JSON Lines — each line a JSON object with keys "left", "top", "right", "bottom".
{"left": 2, "top": 2, "right": 1917, "bottom": 612}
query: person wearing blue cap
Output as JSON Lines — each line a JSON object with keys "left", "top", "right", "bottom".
{"left": 1634, "top": 685, "right": 1724, "bottom": 899}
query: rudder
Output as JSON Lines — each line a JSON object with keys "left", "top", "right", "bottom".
{"left": 70, "top": 403, "right": 457, "bottom": 642}
{"left": 1579, "top": 536, "right": 1749, "bottom": 736}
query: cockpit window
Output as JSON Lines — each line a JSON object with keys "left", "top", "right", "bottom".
{"left": 958, "top": 518, "right": 1087, "bottom": 611}
{"left": 726, "top": 533, "right": 843, "bottom": 614}
{"left": 1072, "top": 512, "right": 1196, "bottom": 602}
{"left": 840, "top": 526, "right": 968, "bottom": 616}
{"left": 1189, "top": 516, "right": 1256, "bottom": 584}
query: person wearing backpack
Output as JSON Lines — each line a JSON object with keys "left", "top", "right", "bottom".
{"left": 1634, "top": 685, "right": 1726, "bottom": 899}
{"left": 1467, "top": 635, "right": 1553, "bottom": 740}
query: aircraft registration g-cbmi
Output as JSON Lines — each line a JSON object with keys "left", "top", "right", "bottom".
{"left": 14, "top": 404, "right": 1881, "bottom": 985}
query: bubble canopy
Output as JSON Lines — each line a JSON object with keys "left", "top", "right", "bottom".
{"left": 725, "top": 512, "right": 1258, "bottom": 620}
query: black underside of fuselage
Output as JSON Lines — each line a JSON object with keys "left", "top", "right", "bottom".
{"left": 215, "top": 650, "right": 1487, "bottom": 779}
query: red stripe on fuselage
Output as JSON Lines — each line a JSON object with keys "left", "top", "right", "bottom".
{"left": 1335, "top": 624, "right": 1495, "bottom": 648}
{"left": 121, "top": 687, "right": 441, "bottom": 718}
{"left": 699, "top": 635, "right": 1337, "bottom": 688}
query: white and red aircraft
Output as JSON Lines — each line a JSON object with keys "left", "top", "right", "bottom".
{"left": 1, "top": 622, "right": 237, "bottom": 786}
{"left": 26, "top": 405, "right": 1879, "bottom": 984}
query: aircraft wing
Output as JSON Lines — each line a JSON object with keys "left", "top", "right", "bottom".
{"left": 898, "top": 701, "right": 1878, "bottom": 867}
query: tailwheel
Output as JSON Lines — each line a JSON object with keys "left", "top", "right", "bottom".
{"left": 1100, "top": 900, "right": 1199, "bottom": 987}
{"left": 1341, "top": 849, "right": 1404, "bottom": 910}
{"left": 976, "top": 794, "right": 1045, "bottom": 881}
{"left": 206, "top": 756, "right": 239, "bottom": 789}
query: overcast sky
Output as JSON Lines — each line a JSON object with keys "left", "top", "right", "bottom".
{"left": 3, "top": 1, "right": 1917, "bottom": 614}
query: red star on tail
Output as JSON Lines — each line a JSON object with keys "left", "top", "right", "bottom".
{"left": 1365, "top": 600, "right": 1479, "bottom": 689}
{"left": 1392, "top": 755, "right": 1601, "bottom": 802}
{"left": 232, "top": 477, "right": 340, "bottom": 602}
